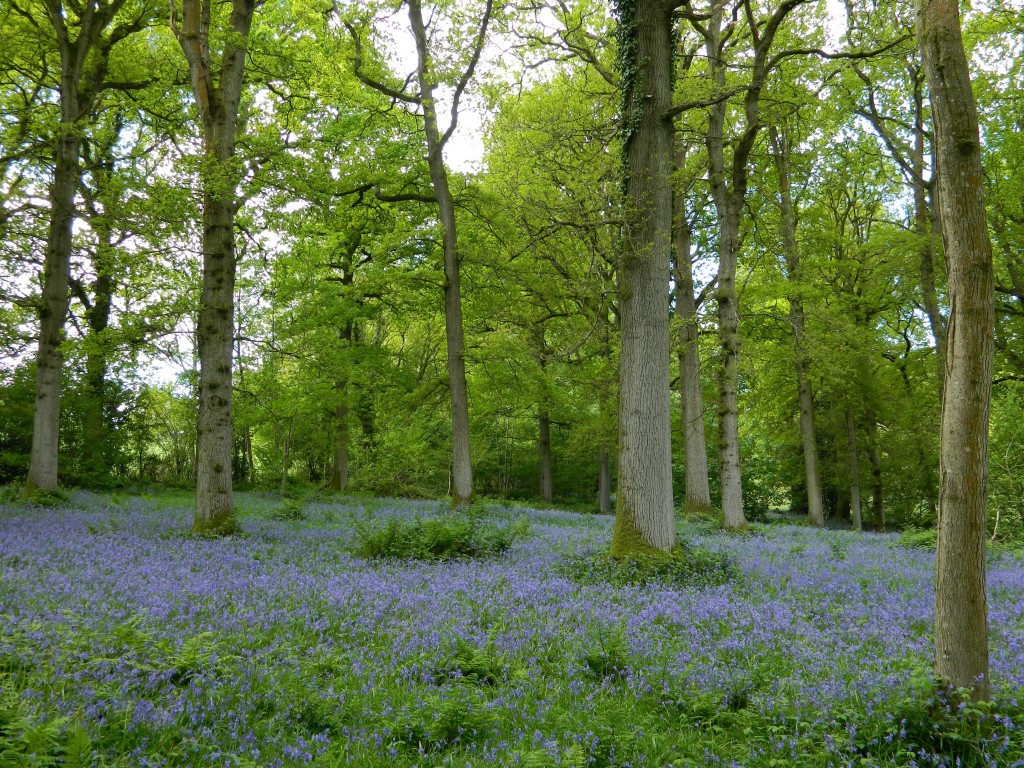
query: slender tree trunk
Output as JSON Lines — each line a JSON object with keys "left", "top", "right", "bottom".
{"left": 598, "top": 448, "right": 612, "bottom": 515}
{"left": 244, "top": 427, "right": 254, "bottom": 483}
{"left": 867, "top": 414, "right": 885, "bottom": 531}
{"left": 25, "top": 134, "right": 78, "bottom": 494}
{"left": 80, "top": 191, "right": 116, "bottom": 483}
{"left": 408, "top": 0, "right": 473, "bottom": 506}
{"left": 913, "top": 82, "right": 947, "bottom": 398}
{"left": 846, "top": 409, "right": 863, "bottom": 531}
{"left": 673, "top": 171, "right": 713, "bottom": 517}
{"left": 538, "top": 409, "right": 553, "bottom": 502}
{"left": 704, "top": 14, "right": 747, "bottom": 530}
{"left": 279, "top": 426, "right": 289, "bottom": 495}
{"left": 329, "top": 321, "right": 354, "bottom": 492}
{"left": 610, "top": 0, "right": 677, "bottom": 556}
{"left": 329, "top": 398, "right": 350, "bottom": 492}
{"left": 917, "top": 0, "right": 993, "bottom": 700}
{"left": 769, "top": 126, "right": 825, "bottom": 528}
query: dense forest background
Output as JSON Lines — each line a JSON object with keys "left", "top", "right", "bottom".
{"left": 1, "top": 0, "right": 1021, "bottom": 534}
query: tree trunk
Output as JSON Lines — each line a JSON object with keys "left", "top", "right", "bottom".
{"left": 279, "top": 423, "right": 290, "bottom": 495}
{"left": 913, "top": 80, "right": 947, "bottom": 399}
{"left": 329, "top": 398, "right": 350, "bottom": 492}
{"left": 846, "top": 409, "right": 863, "bottom": 532}
{"left": 173, "top": 0, "right": 256, "bottom": 533}
{"left": 25, "top": 132, "right": 78, "bottom": 494}
{"left": 610, "top": 0, "right": 677, "bottom": 556}
{"left": 598, "top": 448, "right": 612, "bottom": 515}
{"left": 704, "top": 14, "right": 747, "bottom": 531}
{"left": 408, "top": 0, "right": 473, "bottom": 506}
{"left": 538, "top": 409, "right": 553, "bottom": 502}
{"left": 24, "top": 0, "right": 129, "bottom": 495}
{"left": 80, "top": 169, "right": 117, "bottom": 484}
{"left": 194, "top": 192, "right": 237, "bottom": 530}
{"left": 329, "top": 321, "right": 354, "bottom": 492}
{"left": 673, "top": 170, "right": 713, "bottom": 517}
{"left": 868, "top": 414, "right": 885, "bottom": 531}
{"left": 917, "top": 0, "right": 993, "bottom": 700}
{"left": 769, "top": 126, "right": 825, "bottom": 528}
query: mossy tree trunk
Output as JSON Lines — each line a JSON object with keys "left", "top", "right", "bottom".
{"left": 610, "top": 0, "right": 677, "bottom": 556}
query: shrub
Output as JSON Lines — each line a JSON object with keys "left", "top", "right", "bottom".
{"left": 559, "top": 541, "right": 736, "bottom": 589}
{"left": 845, "top": 671, "right": 1024, "bottom": 767}
{"left": 897, "top": 527, "right": 937, "bottom": 549}
{"left": 352, "top": 506, "right": 530, "bottom": 561}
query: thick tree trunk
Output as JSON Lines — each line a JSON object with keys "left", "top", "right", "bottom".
{"left": 173, "top": 0, "right": 256, "bottom": 533}
{"left": 846, "top": 409, "right": 863, "bottom": 532}
{"left": 714, "top": 204, "right": 746, "bottom": 530}
{"left": 538, "top": 409, "right": 553, "bottom": 502}
{"left": 25, "top": 134, "right": 78, "bottom": 494}
{"left": 24, "top": 0, "right": 129, "bottom": 494}
{"left": 610, "top": 0, "right": 677, "bottom": 556}
{"left": 194, "top": 191, "right": 237, "bottom": 531}
{"left": 917, "top": 0, "right": 993, "bottom": 700}
{"left": 769, "top": 127, "right": 825, "bottom": 528}
{"left": 408, "top": 0, "right": 473, "bottom": 506}
{"left": 673, "top": 179, "right": 713, "bottom": 517}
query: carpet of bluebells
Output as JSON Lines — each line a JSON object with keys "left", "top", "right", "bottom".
{"left": 1, "top": 491, "right": 1023, "bottom": 768}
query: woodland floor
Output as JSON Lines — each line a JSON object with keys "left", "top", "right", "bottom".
{"left": 1, "top": 491, "right": 1023, "bottom": 767}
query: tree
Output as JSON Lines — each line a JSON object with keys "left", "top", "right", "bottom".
{"left": 170, "top": 0, "right": 258, "bottom": 532}
{"left": 916, "top": 0, "right": 993, "bottom": 700}
{"left": 18, "top": 0, "right": 153, "bottom": 494}
{"left": 768, "top": 124, "right": 825, "bottom": 527}
{"left": 609, "top": 0, "right": 677, "bottom": 555}
{"left": 344, "top": 0, "right": 494, "bottom": 506}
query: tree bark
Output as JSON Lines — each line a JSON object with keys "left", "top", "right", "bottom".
{"left": 868, "top": 413, "right": 885, "bottom": 531}
{"left": 407, "top": 0, "right": 474, "bottom": 506}
{"left": 172, "top": 0, "right": 257, "bottom": 533}
{"left": 846, "top": 408, "right": 863, "bottom": 532}
{"left": 703, "top": 13, "right": 747, "bottom": 530}
{"left": 25, "top": 0, "right": 130, "bottom": 494}
{"left": 912, "top": 80, "right": 947, "bottom": 398}
{"left": 26, "top": 131, "right": 78, "bottom": 494}
{"left": 917, "top": 0, "right": 993, "bottom": 700}
{"left": 329, "top": 321, "right": 354, "bottom": 492}
{"left": 769, "top": 126, "right": 825, "bottom": 528}
{"left": 538, "top": 409, "right": 553, "bottom": 502}
{"left": 610, "top": 0, "right": 677, "bottom": 555}
{"left": 673, "top": 171, "right": 713, "bottom": 517}
{"left": 598, "top": 448, "right": 612, "bottom": 515}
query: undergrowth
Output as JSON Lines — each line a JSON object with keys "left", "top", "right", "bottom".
{"left": 352, "top": 504, "right": 531, "bottom": 561}
{"left": 558, "top": 541, "right": 736, "bottom": 589}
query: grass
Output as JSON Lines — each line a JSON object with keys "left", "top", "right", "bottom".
{"left": 0, "top": 490, "right": 1022, "bottom": 767}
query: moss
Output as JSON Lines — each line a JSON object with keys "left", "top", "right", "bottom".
{"left": 191, "top": 514, "right": 239, "bottom": 537}
{"left": 610, "top": 500, "right": 673, "bottom": 558}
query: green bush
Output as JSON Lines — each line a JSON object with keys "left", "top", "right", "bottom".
{"left": 352, "top": 506, "right": 530, "bottom": 561}
{"left": 559, "top": 541, "right": 736, "bottom": 589}
{"left": 897, "top": 527, "right": 937, "bottom": 549}
{"left": 844, "top": 671, "right": 1024, "bottom": 767}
